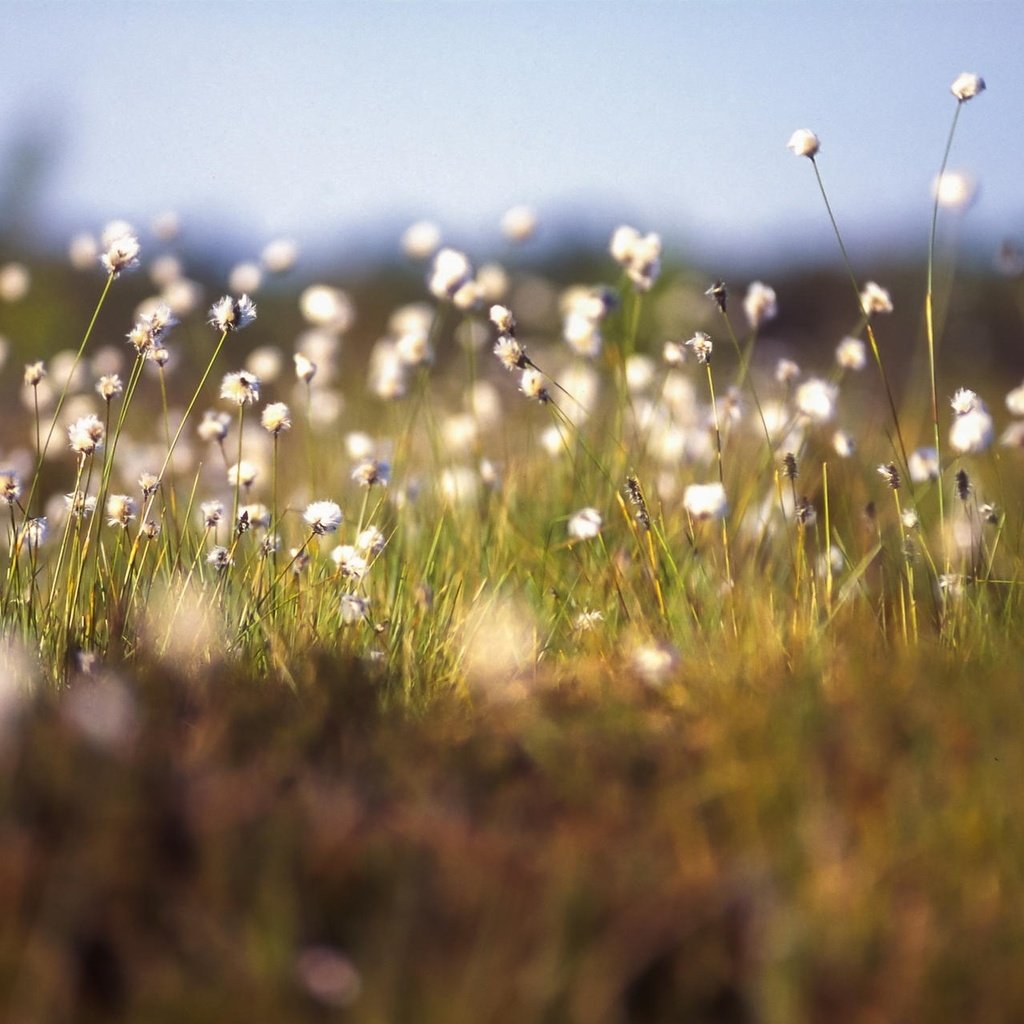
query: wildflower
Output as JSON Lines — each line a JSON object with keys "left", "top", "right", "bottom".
{"left": 489, "top": 304, "right": 516, "bottom": 334}
{"left": 743, "top": 281, "right": 777, "bottom": 329}
{"left": 950, "top": 397, "right": 993, "bottom": 455}
{"left": 138, "top": 472, "right": 160, "bottom": 497}
{"left": 631, "top": 641, "right": 679, "bottom": 686}
{"left": 451, "top": 279, "right": 483, "bottom": 312}
{"left": 955, "top": 469, "right": 971, "bottom": 501}
{"left": 428, "top": 247, "right": 472, "bottom": 301}
{"left": 24, "top": 362, "right": 46, "bottom": 387}
{"left": 980, "top": 503, "right": 1000, "bottom": 525}
{"left": 1005, "top": 382, "right": 1024, "bottom": 417}
{"left": 260, "top": 533, "right": 280, "bottom": 557}
{"left": 832, "top": 430, "right": 856, "bottom": 458}
{"left": 794, "top": 498, "right": 817, "bottom": 526}
{"left": 519, "top": 368, "right": 549, "bottom": 403}
{"left": 331, "top": 545, "right": 368, "bottom": 579}
{"left": 21, "top": 517, "right": 47, "bottom": 548}
{"left": 65, "top": 492, "right": 96, "bottom": 519}
{"left": 1000, "top": 421, "right": 1024, "bottom": 448}
{"left": 294, "top": 352, "right": 317, "bottom": 383}
{"left": 239, "top": 504, "right": 270, "bottom": 529}
{"left": 795, "top": 378, "right": 838, "bottom": 423}
{"left": 775, "top": 358, "right": 800, "bottom": 384}
{"left": 220, "top": 370, "right": 261, "bottom": 406}
{"left": 303, "top": 500, "right": 343, "bottom": 535}
{"left": 96, "top": 374, "right": 123, "bottom": 400}
{"left": 610, "top": 225, "right": 661, "bottom": 291}
{"left": 402, "top": 220, "right": 442, "bottom": 260}
{"left": 351, "top": 459, "right": 390, "bottom": 488}
{"left": 143, "top": 520, "right": 161, "bottom": 540}
{"left": 787, "top": 129, "right": 820, "bottom": 158}
{"left": 149, "top": 347, "right": 171, "bottom": 368}
{"left": 395, "top": 328, "right": 433, "bottom": 367}
{"left": 662, "top": 339, "right": 687, "bottom": 367}
{"left": 836, "top": 337, "right": 867, "bottom": 371}
{"left": 908, "top": 447, "right": 940, "bottom": 483}
{"left": 228, "top": 461, "right": 259, "bottom": 489}
{"left": 950, "top": 388, "right": 979, "bottom": 415}
{"left": 207, "top": 546, "right": 232, "bottom": 570}
{"left": 501, "top": 204, "right": 537, "bottom": 243}
{"left": 261, "top": 238, "right": 298, "bottom": 274}
{"left": 106, "top": 494, "right": 135, "bottom": 528}
{"left": 261, "top": 401, "right": 292, "bottom": 435}
{"left": 340, "top": 593, "right": 370, "bottom": 624}
{"left": 68, "top": 414, "right": 106, "bottom": 456}
{"left": 859, "top": 281, "right": 893, "bottom": 316}
{"left": 208, "top": 294, "right": 257, "bottom": 332}
{"left": 574, "top": 610, "right": 604, "bottom": 632}
{"left": 127, "top": 303, "right": 177, "bottom": 354}
{"left": 299, "top": 285, "right": 354, "bottom": 331}
{"left": 951, "top": 72, "right": 985, "bottom": 102}
{"left": 705, "top": 280, "right": 727, "bottom": 313}
{"left": 877, "top": 462, "right": 901, "bottom": 489}
{"left": 201, "top": 500, "right": 224, "bottom": 528}
{"left": 356, "top": 526, "right": 386, "bottom": 555}
{"left": 939, "top": 573, "right": 964, "bottom": 598}
{"left": 934, "top": 171, "right": 977, "bottom": 210}
{"left": 685, "top": 331, "right": 713, "bottom": 365}
{"left": 0, "top": 470, "right": 21, "bottom": 505}
{"left": 0, "top": 263, "right": 30, "bottom": 302}
{"left": 100, "top": 232, "right": 141, "bottom": 277}
{"left": 901, "top": 508, "right": 920, "bottom": 530}
{"left": 625, "top": 475, "right": 651, "bottom": 530}
{"left": 198, "top": 410, "right": 231, "bottom": 443}
{"left": 494, "top": 334, "right": 529, "bottom": 372}
{"left": 568, "top": 507, "right": 602, "bottom": 541}
{"left": 683, "top": 482, "right": 728, "bottom": 521}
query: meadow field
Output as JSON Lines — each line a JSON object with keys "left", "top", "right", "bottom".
{"left": 3, "top": 73, "right": 1024, "bottom": 1021}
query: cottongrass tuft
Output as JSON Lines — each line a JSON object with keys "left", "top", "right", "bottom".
{"left": 208, "top": 294, "right": 257, "bottom": 332}
{"left": 303, "top": 501, "right": 344, "bottom": 536}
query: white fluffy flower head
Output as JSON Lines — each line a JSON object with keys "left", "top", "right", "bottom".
{"left": 303, "top": 500, "right": 343, "bottom": 535}
{"left": 787, "top": 129, "right": 820, "bottom": 158}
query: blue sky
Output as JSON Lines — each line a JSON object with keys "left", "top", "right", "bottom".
{"left": 1, "top": 1, "right": 1020, "bottom": 267}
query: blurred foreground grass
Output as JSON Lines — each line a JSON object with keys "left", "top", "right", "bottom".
{"left": 3, "top": 637, "right": 1023, "bottom": 1023}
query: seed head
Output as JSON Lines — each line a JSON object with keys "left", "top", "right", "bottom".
{"left": 96, "top": 374, "right": 123, "bottom": 401}
{"left": 567, "top": 507, "right": 602, "bottom": 541}
{"left": 106, "top": 494, "right": 135, "bottom": 528}
{"left": 207, "top": 546, "right": 232, "bottom": 570}
{"left": 294, "top": 352, "right": 317, "bottom": 383}
{"left": 198, "top": 410, "right": 232, "bottom": 443}
{"left": 68, "top": 414, "right": 106, "bottom": 456}
{"left": 836, "top": 337, "right": 867, "bottom": 371}
{"left": 494, "top": 334, "right": 529, "bottom": 372}
{"left": 228, "top": 461, "right": 259, "bottom": 489}
{"left": 705, "top": 280, "right": 727, "bottom": 313}
{"left": 428, "top": 248, "right": 472, "bottom": 301}
{"left": 208, "top": 294, "right": 257, "bottom": 332}
{"left": 955, "top": 468, "right": 971, "bottom": 501}
{"left": 951, "top": 72, "right": 985, "bottom": 102}
{"left": 303, "top": 500, "right": 343, "bottom": 536}
{"left": 0, "top": 469, "right": 21, "bottom": 505}
{"left": 782, "top": 452, "right": 799, "bottom": 480}
{"left": 683, "top": 482, "right": 728, "bottom": 521}
{"left": 24, "top": 361, "right": 46, "bottom": 387}
{"left": 743, "top": 281, "right": 778, "bottom": 329}
{"left": 351, "top": 459, "right": 390, "bottom": 488}
{"left": 489, "top": 304, "right": 516, "bottom": 335}
{"left": 859, "top": 281, "right": 893, "bottom": 316}
{"left": 220, "top": 370, "right": 261, "bottom": 406}
{"left": 685, "top": 331, "right": 713, "bottom": 365}
{"left": 201, "top": 500, "right": 224, "bottom": 528}
{"left": 519, "top": 368, "right": 549, "bottom": 403}
{"left": 787, "top": 129, "right": 820, "bottom": 158}
{"left": 261, "top": 401, "right": 292, "bottom": 435}
{"left": 101, "top": 232, "right": 141, "bottom": 277}
{"left": 138, "top": 472, "right": 160, "bottom": 497}
{"left": 877, "top": 462, "right": 901, "bottom": 489}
